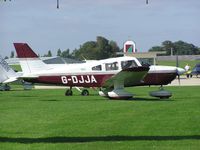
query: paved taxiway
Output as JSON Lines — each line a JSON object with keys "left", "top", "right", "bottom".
{"left": 168, "top": 77, "right": 200, "bottom": 86}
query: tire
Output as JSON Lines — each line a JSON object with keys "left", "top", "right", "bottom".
{"left": 65, "top": 89, "right": 73, "bottom": 96}
{"left": 81, "top": 89, "right": 89, "bottom": 96}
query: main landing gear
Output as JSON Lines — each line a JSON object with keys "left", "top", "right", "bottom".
{"left": 65, "top": 87, "right": 89, "bottom": 96}
{"left": 81, "top": 89, "right": 89, "bottom": 96}
{"left": 149, "top": 85, "right": 172, "bottom": 99}
{"left": 65, "top": 88, "right": 73, "bottom": 96}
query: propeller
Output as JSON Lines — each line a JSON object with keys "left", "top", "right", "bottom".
{"left": 176, "top": 69, "right": 181, "bottom": 85}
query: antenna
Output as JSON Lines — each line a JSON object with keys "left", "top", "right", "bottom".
{"left": 57, "top": 0, "right": 59, "bottom": 9}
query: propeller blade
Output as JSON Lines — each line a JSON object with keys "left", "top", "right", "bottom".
{"left": 176, "top": 68, "right": 181, "bottom": 85}
{"left": 178, "top": 74, "right": 180, "bottom": 85}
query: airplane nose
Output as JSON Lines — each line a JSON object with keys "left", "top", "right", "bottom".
{"left": 176, "top": 67, "right": 186, "bottom": 75}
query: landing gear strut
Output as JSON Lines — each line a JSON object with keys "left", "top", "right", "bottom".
{"left": 65, "top": 87, "right": 73, "bottom": 96}
{"left": 149, "top": 85, "right": 172, "bottom": 99}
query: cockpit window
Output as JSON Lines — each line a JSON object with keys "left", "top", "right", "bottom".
{"left": 121, "top": 60, "right": 137, "bottom": 69}
{"left": 105, "top": 62, "right": 119, "bottom": 71}
{"left": 92, "top": 65, "right": 102, "bottom": 71}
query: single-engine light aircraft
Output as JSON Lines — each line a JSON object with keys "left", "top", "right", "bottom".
{"left": 14, "top": 43, "right": 150, "bottom": 99}
{"left": 14, "top": 43, "right": 184, "bottom": 99}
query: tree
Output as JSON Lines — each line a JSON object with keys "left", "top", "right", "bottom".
{"left": 10, "top": 51, "right": 14, "bottom": 58}
{"left": 57, "top": 49, "right": 62, "bottom": 56}
{"left": 148, "top": 46, "right": 163, "bottom": 52}
{"left": 148, "top": 40, "right": 200, "bottom": 55}
{"left": 96, "top": 36, "right": 111, "bottom": 59}
{"left": 74, "top": 41, "right": 97, "bottom": 59}
{"left": 72, "top": 36, "right": 120, "bottom": 60}
{"left": 109, "top": 40, "right": 120, "bottom": 57}
{"left": 162, "top": 40, "right": 174, "bottom": 55}
{"left": 61, "top": 49, "right": 71, "bottom": 58}
{"left": 173, "top": 41, "right": 199, "bottom": 55}
{"left": 47, "top": 50, "right": 52, "bottom": 57}
{"left": 43, "top": 50, "right": 52, "bottom": 57}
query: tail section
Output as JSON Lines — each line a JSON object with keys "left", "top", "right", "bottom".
{"left": 14, "top": 43, "right": 50, "bottom": 74}
{"left": 0, "top": 55, "right": 17, "bottom": 83}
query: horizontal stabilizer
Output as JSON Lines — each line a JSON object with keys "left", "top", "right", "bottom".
{"left": 3, "top": 77, "right": 18, "bottom": 84}
{"left": 0, "top": 55, "right": 18, "bottom": 83}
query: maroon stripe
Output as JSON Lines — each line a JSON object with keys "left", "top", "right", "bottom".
{"left": 24, "top": 74, "right": 114, "bottom": 87}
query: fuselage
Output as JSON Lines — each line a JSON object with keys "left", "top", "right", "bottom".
{"left": 23, "top": 56, "right": 147, "bottom": 87}
{"left": 22, "top": 56, "right": 179, "bottom": 87}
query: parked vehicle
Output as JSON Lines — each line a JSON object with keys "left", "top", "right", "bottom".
{"left": 191, "top": 63, "right": 200, "bottom": 78}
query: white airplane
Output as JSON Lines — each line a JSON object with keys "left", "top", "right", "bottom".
{"left": 13, "top": 43, "right": 150, "bottom": 99}
{"left": 13, "top": 43, "right": 185, "bottom": 99}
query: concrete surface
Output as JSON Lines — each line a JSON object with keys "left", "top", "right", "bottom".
{"left": 168, "top": 77, "right": 200, "bottom": 86}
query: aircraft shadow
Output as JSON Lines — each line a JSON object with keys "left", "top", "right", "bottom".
{"left": 40, "top": 99, "right": 62, "bottom": 102}
{"left": 131, "top": 97, "right": 174, "bottom": 101}
{"left": 109, "top": 97, "right": 173, "bottom": 101}
{"left": 0, "top": 135, "right": 199, "bottom": 144}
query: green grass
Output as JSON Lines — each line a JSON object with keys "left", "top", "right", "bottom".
{"left": 9, "top": 65, "right": 22, "bottom": 72}
{"left": 157, "top": 60, "right": 200, "bottom": 69}
{"left": 0, "top": 86, "right": 200, "bottom": 150}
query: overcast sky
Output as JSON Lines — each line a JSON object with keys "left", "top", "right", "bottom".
{"left": 1, "top": 0, "right": 200, "bottom": 57}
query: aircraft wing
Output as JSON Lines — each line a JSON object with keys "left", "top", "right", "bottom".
{"left": 102, "top": 66, "right": 149, "bottom": 89}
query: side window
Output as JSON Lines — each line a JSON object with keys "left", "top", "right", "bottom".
{"left": 121, "top": 60, "right": 137, "bottom": 69}
{"left": 105, "top": 62, "right": 119, "bottom": 71}
{"left": 92, "top": 65, "right": 102, "bottom": 71}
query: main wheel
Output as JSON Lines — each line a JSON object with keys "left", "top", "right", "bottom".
{"left": 81, "top": 89, "right": 89, "bottom": 96}
{"left": 65, "top": 89, "right": 73, "bottom": 96}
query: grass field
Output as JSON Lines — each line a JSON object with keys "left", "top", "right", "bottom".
{"left": 157, "top": 60, "right": 200, "bottom": 69}
{"left": 10, "top": 65, "right": 22, "bottom": 72}
{"left": 0, "top": 86, "right": 200, "bottom": 150}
